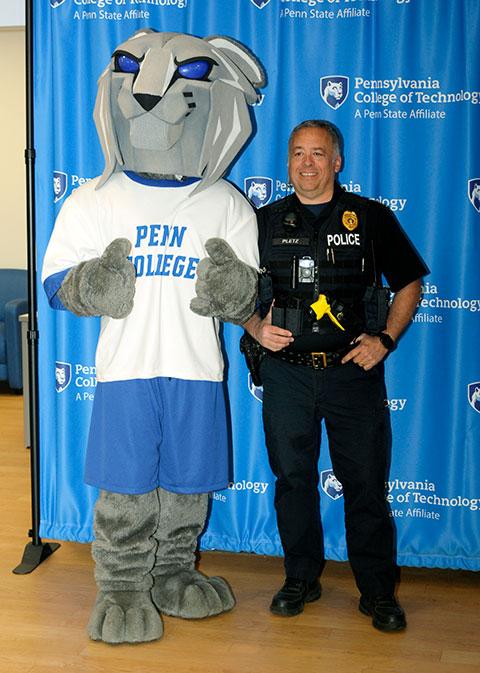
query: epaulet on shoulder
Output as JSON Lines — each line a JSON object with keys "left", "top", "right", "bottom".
{"left": 340, "top": 189, "right": 370, "bottom": 208}
{"left": 340, "top": 190, "right": 393, "bottom": 216}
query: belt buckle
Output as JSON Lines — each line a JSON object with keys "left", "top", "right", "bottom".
{"left": 311, "top": 352, "right": 327, "bottom": 370}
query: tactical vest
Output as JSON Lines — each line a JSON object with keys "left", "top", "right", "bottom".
{"left": 259, "top": 186, "right": 374, "bottom": 346}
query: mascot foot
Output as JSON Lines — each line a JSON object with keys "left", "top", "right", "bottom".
{"left": 152, "top": 570, "right": 235, "bottom": 619}
{"left": 87, "top": 591, "right": 163, "bottom": 644}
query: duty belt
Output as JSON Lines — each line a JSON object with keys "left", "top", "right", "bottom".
{"left": 271, "top": 348, "right": 348, "bottom": 370}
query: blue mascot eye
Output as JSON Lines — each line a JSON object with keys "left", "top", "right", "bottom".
{"left": 177, "top": 60, "right": 211, "bottom": 80}
{"left": 115, "top": 53, "right": 140, "bottom": 74}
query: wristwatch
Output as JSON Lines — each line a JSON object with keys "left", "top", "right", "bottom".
{"left": 377, "top": 331, "right": 396, "bottom": 351}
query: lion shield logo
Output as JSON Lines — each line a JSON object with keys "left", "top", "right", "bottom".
{"left": 250, "top": 0, "right": 272, "bottom": 7}
{"left": 468, "top": 178, "right": 480, "bottom": 213}
{"left": 55, "top": 362, "right": 72, "bottom": 393}
{"left": 320, "top": 76, "right": 349, "bottom": 110}
{"left": 53, "top": 171, "right": 68, "bottom": 203}
{"left": 320, "top": 469, "right": 344, "bottom": 500}
{"left": 468, "top": 382, "right": 480, "bottom": 413}
{"left": 245, "top": 177, "right": 273, "bottom": 208}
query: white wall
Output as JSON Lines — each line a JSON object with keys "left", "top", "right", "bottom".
{"left": 0, "top": 2, "right": 25, "bottom": 27}
{"left": 0, "top": 28, "right": 27, "bottom": 269}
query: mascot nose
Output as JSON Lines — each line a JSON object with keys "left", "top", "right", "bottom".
{"left": 133, "top": 93, "right": 161, "bottom": 112}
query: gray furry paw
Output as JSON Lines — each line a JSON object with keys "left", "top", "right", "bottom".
{"left": 151, "top": 570, "right": 236, "bottom": 619}
{"left": 58, "top": 238, "right": 136, "bottom": 319}
{"left": 190, "top": 238, "right": 258, "bottom": 325}
{"left": 87, "top": 590, "right": 163, "bottom": 644}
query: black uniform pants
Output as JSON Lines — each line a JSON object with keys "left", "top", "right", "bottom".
{"left": 260, "top": 355, "right": 397, "bottom": 598}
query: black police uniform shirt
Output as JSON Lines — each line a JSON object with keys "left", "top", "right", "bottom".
{"left": 256, "top": 182, "right": 430, "bottom": 353}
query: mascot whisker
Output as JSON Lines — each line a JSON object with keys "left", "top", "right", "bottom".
{"left": 42, "top": 29, "right": 264, "bottom": 644}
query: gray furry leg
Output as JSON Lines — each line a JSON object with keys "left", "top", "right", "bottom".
{"left": 151, "top": 488, "right": 235, "bottom": 619}
{"left": 88, "top": 490, "right": 163, "bottom": 644}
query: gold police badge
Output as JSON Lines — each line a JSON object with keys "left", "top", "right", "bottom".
{"left": 342, "top": 211, "right": 358, "bottom": 231}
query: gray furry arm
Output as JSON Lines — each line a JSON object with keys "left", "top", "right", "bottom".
{"left": 190, "top": 238, "right": 258, "bottom": 325}
{"left": 58, "top": 238, "right": 136, "bottom": 319}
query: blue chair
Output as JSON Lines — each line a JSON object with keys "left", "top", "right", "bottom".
{"left": 0, "top": 269, "right": 28, "bottom": 391}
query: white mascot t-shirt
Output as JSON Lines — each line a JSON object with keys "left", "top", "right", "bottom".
{"left": 42, "top": 172, "right": 259, "bottom": 384}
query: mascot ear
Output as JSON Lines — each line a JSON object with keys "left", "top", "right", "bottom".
{"left": 206, "top": 35, "right": 266, "bottom": 103}
{"left": 129, "top": 27, "right": 157, "bottom": 39}
{"left": 197, "top": 81, "right": 253, "bottom": 192}
{"left": 93, "top": 65, "right": 124, "bottom": 189}
{"left": 191, "top": 36, "right": 266, "bottom": 193}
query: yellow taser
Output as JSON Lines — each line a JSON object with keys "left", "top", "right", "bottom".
{"left": 310, "top": 294, "right": 345, "bottom": 331}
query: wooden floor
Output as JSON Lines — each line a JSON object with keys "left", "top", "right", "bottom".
{"left": 1, "top": 389, "right": 479, "bottom": 673}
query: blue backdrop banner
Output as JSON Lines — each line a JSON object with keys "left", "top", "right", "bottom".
{"left": 34, "top": 0, "right": 480, "bottom": 570}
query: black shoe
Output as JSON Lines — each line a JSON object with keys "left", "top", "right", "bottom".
{"left": 270, "top": 577, "right": 321, "bottom": 617}
{"left": 359, "top": 595, "right": 407, "bottom": 632}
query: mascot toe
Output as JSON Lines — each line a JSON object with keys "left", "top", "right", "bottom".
{"left": 152, "top": 572, "right": 235, "bottom": 619}
{"left": 88, "top": 591, "right": 163, "bottom": 644}
{"left": 41, "top": 29, "right": 264, "bottom": 644}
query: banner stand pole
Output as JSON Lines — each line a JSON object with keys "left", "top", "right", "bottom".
{"left": 13, "top": 0, "right": 60, "bottom": 575}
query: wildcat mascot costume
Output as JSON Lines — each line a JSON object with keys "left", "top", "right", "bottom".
{"left": 42, "top": 29, "right": 264, "bottom": 644}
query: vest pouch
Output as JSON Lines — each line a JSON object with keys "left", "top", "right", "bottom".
{"left": 272, "top": 297, "right": 304, "bottom": 336}
{"left": 258, "top": 271, "right": 273, "bottom": 313}
{"left": 285, "top": 306, "right": 304, "bottom": 335}
{"left": 328, "top": 298, "right": 365, "bottom": 334}
{"left": 272, "top": 305, "right": 285, "bottom": 329}
{"left": 258, "top": 271, "right": 273, "bottom": 307}
{"left": 363, "top": 286, "right": 391, "bottom": 333}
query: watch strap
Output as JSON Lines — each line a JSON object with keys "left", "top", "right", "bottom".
{"left": 378, "top": 331, "right": 396, "bottom": 351}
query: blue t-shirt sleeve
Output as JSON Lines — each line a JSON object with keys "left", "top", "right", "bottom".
{"left": 43, "top": 268, "right": 71, "bottom": 310}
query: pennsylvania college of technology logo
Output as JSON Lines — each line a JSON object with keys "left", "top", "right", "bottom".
{"left": 50, "top": 0, "right": 66, "bottom": 7}
{"left": 468, "top": 382, "right": 480, "bottom": 413}
{"left": 468, "top": 178, "right": 480, "bottom": 213}
{"left": 320, "top": 76, "right": 349, "bottom": 110}
{"left": 250, "top": 0, "right": 271, "bottom": 8}
{"left": 320, "top": 469, "right": 344, "bottom": 500}
{"left": 55, "top": 361, "right": 72, "bottom": 393}
{"left": 245, "top": 177, "right": 273, "bottom": 208}
{"left": 53, "top": 171, "right": 68, "bottom": 203}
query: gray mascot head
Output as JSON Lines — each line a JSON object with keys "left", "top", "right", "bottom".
{"left": 94, "top": 29, "right": 265, "bottom": 193}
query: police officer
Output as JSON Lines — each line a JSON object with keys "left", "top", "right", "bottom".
{"left": 244, "top": 120, "right": 429, "bottom": 632}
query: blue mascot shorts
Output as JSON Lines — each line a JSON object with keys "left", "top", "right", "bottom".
{"left": 84, "top": 377, "right": 229, "bottom": 495}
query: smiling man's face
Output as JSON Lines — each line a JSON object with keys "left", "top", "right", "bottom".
{"left": 288, "top": 127, "right": 341, "bottom": 204}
